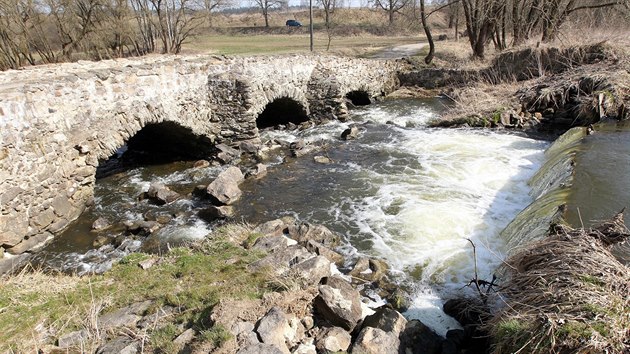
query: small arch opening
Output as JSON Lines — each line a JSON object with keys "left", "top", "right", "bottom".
{"left": 256, "top": 97, "right": 309, "bottom": 129}
{"left": 346, "top": 90, "right": 372, "bottom": 106}
{"left": 96, "top": 121, "right": 214, "bottom": 178}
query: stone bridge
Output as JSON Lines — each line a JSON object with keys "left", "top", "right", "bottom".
{"left": 0, "top": 54, "right": 403, "bottom": 255}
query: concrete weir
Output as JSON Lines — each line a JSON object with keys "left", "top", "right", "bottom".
{"left": 0, "top": 54, "right": 402, "bottom": 255}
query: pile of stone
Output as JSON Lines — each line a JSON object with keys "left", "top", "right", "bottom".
{"left": 50, "top": 218, "right": 469, "bottom": 353}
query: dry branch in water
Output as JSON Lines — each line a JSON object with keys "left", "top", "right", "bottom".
{"left": 490, "top": 210, "right": 630, "bottom": 354}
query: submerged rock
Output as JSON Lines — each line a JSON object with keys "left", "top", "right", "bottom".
{"left": 201, "top": 205, "right": 235, "bottom": 219}
{"left": 91, "top": 217, "right": 112, "bottom": 231}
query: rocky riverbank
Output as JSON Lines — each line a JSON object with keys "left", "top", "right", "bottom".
{"left": 397, "top": 42, "right": 630, "bottom": 135}
{"left": 0, "top": 217, "right": 474, "bottom": 353}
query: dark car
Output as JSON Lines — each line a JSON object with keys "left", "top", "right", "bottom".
{"left": 286, "top": 20, "right": 302, "bottom": 27}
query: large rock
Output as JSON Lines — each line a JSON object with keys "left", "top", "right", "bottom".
{"left": 206, "top": 166, "right": 244, "bottom": 205}
{"left": 251, "top": 235, "right": 292, "bottom": 252}
{"left": 146, "top": 182, "right": 180, "bottom": 205}
{"left": 313, "top": 276, "right": 362, "bottom": 331}
{"left": 247, "top": 245, "right": 312, "bottom": 274}
{"left": 305, "top": 240, "right": 344, "bottom": 266}
{"left": 315, "top": 326, "right": 352, "bottom": 353}
{"left": 349, "top": 257, "right": 389, "bottom": 282}
{"left": 341, "top": 126, "right": 359, "bottom": 140}
{"left": 288, "top": 223, "right": 340, "bottom": 248}
{"left": 352, "top": 327, "right": 400, "bottom": 354}
{"left": 362, "top": 306, "right": 407, "bottom": 336}
{"left": 292, "top": 255, "right": 332, "bottom": 284}
{"left": 254, "top": 219, "right": 290, "bottom": 237}
{"left": 200, "top": 205, "right": 235, "bottom": 219}
{"left": 399, "top": 319, "right": 443, "bottom": 354}
{"left": 216, "top": 143, "right": 240, "bottom": 164}
{"left": 255, "top": 307, "right": 291, "bottom": 354}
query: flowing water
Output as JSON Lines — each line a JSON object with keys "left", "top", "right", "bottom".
{"left": 34, "top": 98, "right": 555, "bottom": 335}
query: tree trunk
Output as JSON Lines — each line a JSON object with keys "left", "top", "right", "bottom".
{"left": 419, "top": 0, "right": 433, "bottom": 64}
{"left": 264, "top": 8, "right": 269, "bottom": 27}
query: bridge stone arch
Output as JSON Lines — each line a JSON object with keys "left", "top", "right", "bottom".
{"left": 256, "top": 97, "right": 309, "bottom": 129}
{"left": 0, "top": 54, "right": 404, "bottom": 257}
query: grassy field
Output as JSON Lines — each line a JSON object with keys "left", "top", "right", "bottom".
{"left": 181, "top": 33, "right": 424, "bottom": 57}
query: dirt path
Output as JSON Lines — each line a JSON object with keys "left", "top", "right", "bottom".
{"left": 370, "top": 42, "right": 427, "bottom": 59}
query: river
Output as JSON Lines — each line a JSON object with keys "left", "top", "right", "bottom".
{"left": 33, "top": 98, "right": 577, "bottom": 335}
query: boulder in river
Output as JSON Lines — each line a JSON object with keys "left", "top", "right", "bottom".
{"left": 91, "top": 217, "right": 112, "bottom": 231}
{"left": 206, "top": 166, "right": 244, "bottom": 205}
{"left": 341, "top": 126, "right": 359, "bottom": 140}
{"left": 146, "top": 182, "right": 180, "bottom": 205}
{"left": 216, "top": 143, "right": 240, "bottom": 164}
{"left": 349, "top": 257, "right": 389, "bottom": 282}
{"left": 200, "top": 205, "right": 235, "bottom": 219}
{"left": 193, "top": 159, "right": 210, "bottom": 168}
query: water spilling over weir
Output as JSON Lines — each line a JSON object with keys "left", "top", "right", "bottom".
{"left": 31, "top": 98, "right": 629, "bottom": 335}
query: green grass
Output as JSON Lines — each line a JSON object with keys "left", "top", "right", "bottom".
{"left": 494, "top": 319, "right": 532, "bottom": 352}
{"left": 200, "top": 324, "right": 233, "bottom": 347}
{"left": 182, "top": 33, "right": 421, "bottom": 57}
{"left": 0, "top": 229, "right": 267, "bottom": 352}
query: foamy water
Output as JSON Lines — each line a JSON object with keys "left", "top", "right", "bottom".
{"left": 252, "top": 99, "right": 549, "bottom": 334}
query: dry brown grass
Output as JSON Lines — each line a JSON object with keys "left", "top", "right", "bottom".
{"left": 490, "top": 212, "right": 630, "bottom": 354}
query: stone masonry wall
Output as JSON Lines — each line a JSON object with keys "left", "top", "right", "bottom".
{"left": 0, "top": 54, "right": 401, "bottom": 255}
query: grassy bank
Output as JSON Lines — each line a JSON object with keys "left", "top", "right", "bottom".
{"left": 0, "top": 224, "right": 268, "bottom": 352}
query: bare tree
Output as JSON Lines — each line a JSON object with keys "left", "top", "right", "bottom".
{"left": 252, "top": 0, "right": 286, "bottom": 27}
{"left": 373, "top": 0, "right": 411, "bottom": 25}
{"left": 318, "top": 0, "right": 336, "bottom": 49}
{"left": 460, "top": 0, "right": 502, "bottom": 58}
{"left": 130, "top": 0, "right": 156, "bottom": 54}
{"left": 199, "top": 0, "right": 231, "bottom": 26}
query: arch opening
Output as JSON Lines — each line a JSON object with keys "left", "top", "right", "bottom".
{"left": 96, "top": 121, "right": 214, "bottom": 178}
{"left": 256, "top": 97, "right": 309, "bottom": 129}
{"left": 346, "top": 90, "right": 372, "bottom": 106}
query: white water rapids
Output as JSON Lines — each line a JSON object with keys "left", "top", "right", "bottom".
{"left": 254, "top": 99, "right": 549, "bottom": 334}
